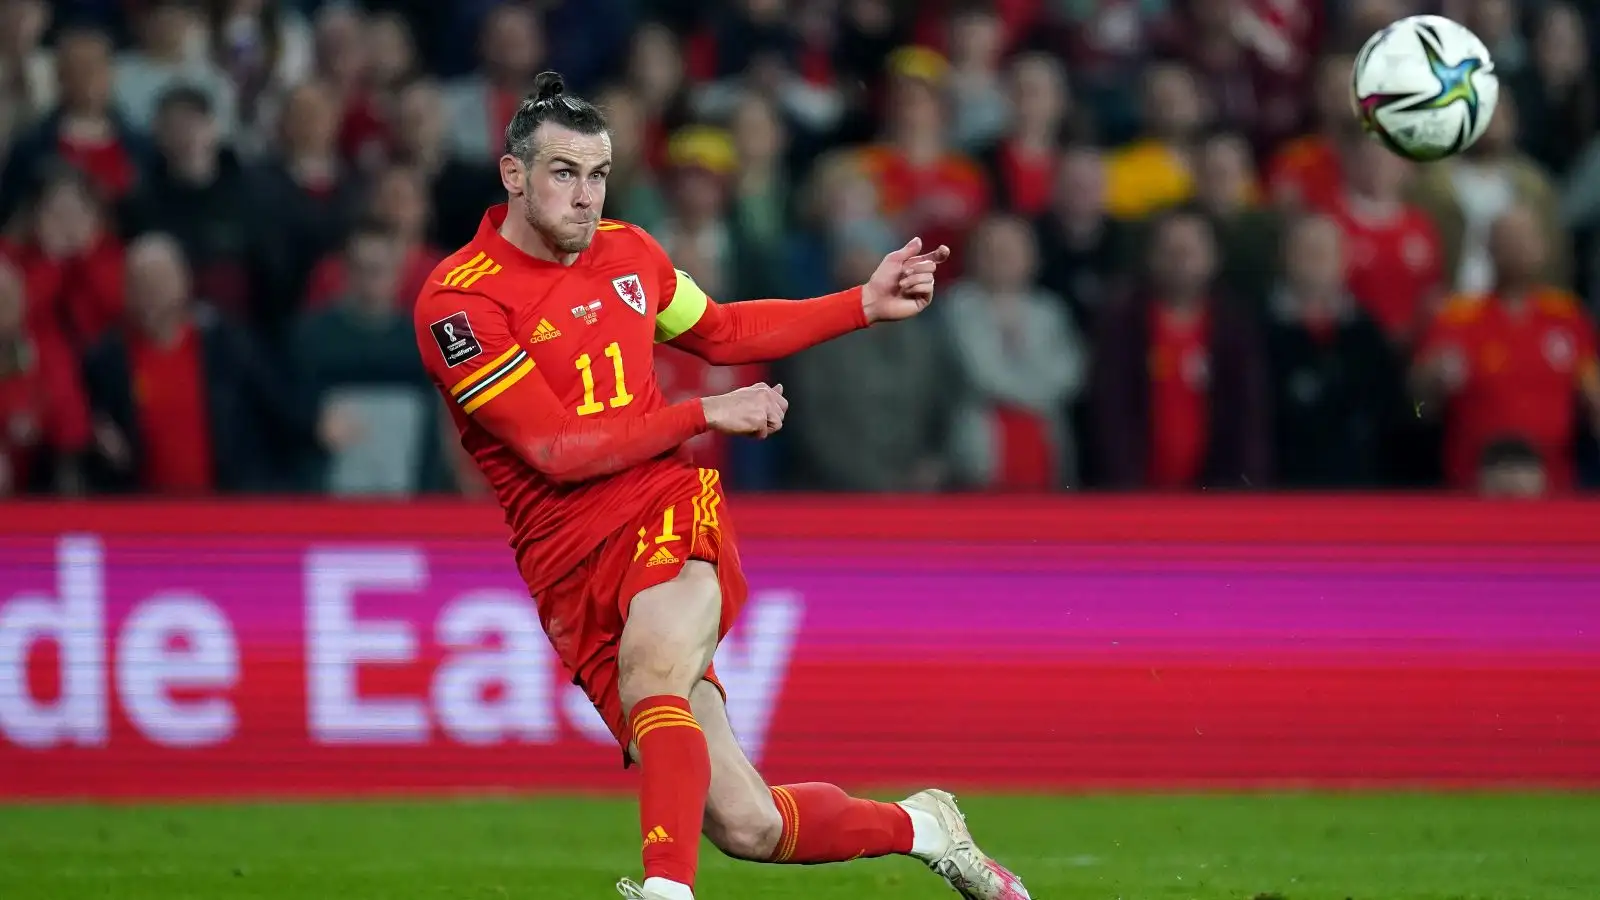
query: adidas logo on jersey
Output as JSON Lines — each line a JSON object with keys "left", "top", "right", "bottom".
{"left": 645, "top": 547, "right": 679, "bottom": 567}
{"left": 529, "top": 319, "right": 562, "bottom": 343}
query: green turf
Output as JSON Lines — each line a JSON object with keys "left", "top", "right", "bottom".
{"left": 2, "top": 793, "right": 1597, "bottom": 899}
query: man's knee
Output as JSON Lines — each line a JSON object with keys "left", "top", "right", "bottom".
{"left": 618, "top": 561, "right": 722, "bottom": 708}
{"left": 704, "top": 787, "right": 783, "bottom": 861}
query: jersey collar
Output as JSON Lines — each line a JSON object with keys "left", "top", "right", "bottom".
{"left": 477, "top": 203, "right": 583, "bottom": 271}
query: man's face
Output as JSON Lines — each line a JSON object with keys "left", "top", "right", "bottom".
{"left": 57, "top": 31, "right": 111, "bottom": 111}
{"left": 1197, "top": 135, "right": 1254, "bottom": 213}
{"left": 1151, "top": 215, "right": 1216, "bottom": 296}
{"left": 503, "top": 123, "right": 612, "bottom": 254}
{"left": 127, "top": 244, "right": 190, "bottom": 327}
{"left": 1489, "top": 205, "right": 1546, "bottom": 282}
{"left": 1285, "top": 216, "right": 1346, "bottom": 296}
{"left": 396, "top": 82, "right": 445, "bottom": 156}
{"left": 972, "top": 216, "right": 1037, "bottom": 293}
{"left": 157, "top": 103, "right": 218, "bottom": 168}
{"left": 1054, "top": 148, "right": 1105, "bottom": 217}
{"left": 1009, "top": 55, "right": 1065, "bottom": 129}
{"left": 1145, "top": 65, "right": 1203, "bottom": 140}
{"left": 348, "top": 233, "right": 403, "bottom": 307}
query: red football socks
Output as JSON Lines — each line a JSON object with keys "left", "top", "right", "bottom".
{"left": 630, "top": 696, "right": 712, "bottom": 889}
{"left": 767, "top": 782, "right": 915, "bottom": 864}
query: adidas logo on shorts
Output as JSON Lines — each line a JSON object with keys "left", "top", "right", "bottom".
{"left": 645, "top": 547, "right": 679, "bottom": 567}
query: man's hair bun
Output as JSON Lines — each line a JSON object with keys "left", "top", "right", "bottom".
{"left": 532, "top": 71, "right": 565, "bottom": 103}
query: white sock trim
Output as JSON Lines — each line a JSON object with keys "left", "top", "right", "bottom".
{"left": 640, "top": 877, "right": 694, "bottom": 900}
{"left": 899, "top": 803, "right": 948, "bottom": 860}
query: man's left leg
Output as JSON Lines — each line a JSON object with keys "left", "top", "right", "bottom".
{"left": 690, "top": 679, "right": 915, "bottom": 865}
{"left": 692, "top": 681, "right": 1033, "bottom": 900}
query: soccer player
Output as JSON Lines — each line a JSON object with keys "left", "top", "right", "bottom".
{"left": 412, "top": 73, "right": 1031, "bottom": 900}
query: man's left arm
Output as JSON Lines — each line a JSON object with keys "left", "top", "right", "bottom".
{"left": 651, "top": 236, "right": 949, "bottom": 365}
{"left": 656, "top": 267, "right": 867, "bottom": 365}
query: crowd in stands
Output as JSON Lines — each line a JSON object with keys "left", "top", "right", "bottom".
{"left": 2, "top": 0, "right": 1598, "bottom": 498}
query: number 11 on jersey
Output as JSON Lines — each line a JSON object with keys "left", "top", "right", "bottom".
{"left": 575, "top": 341, "right": 633, "bottom": 415}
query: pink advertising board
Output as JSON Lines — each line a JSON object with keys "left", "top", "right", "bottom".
{"left": 1, "top": 497, "right": 1597, "bottom": 798}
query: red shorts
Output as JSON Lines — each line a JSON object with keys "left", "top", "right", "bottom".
{"left": 534, "top": 468, "right": 747, "bottom": 764}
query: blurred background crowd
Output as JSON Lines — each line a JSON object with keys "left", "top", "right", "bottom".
{"left": 2, "top": 0, "right": 1599, "bottom": 499}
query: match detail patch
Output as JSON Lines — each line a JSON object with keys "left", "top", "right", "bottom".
{"left": 431, "top": 311, "right": 483, "bottom": 367}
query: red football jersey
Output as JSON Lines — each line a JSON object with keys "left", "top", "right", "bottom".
{"left": 1418, "top": 290, "right": 1600, "bottom": 489}
{"left": 1319, "top": 194, "right": 1442, "bottom": 340}
{"left": 414, "top": 207, "right": 713, "bottom": 592}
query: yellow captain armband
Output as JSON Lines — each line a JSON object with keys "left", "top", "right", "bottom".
{"left": 654, "top": 269, "right": 709, "bottom": 343}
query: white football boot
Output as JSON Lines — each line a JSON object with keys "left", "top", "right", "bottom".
{"left": 900, "top": 789, "right": 1032, "bottom": 900}
{"left": 614, "top": 878, "right": 682, "bottom": 900}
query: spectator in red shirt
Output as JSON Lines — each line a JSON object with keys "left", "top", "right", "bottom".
{"left": 83, "top": 234, "right": 324, "bottom": 494}
{"left": 0, "top": 23, "right": 149, "bottom": 224}
{"left": 303, "top": 164, "right": 444, "bottom": 311}
{"left": 978, "top": 51, "right": 1074, "bottom": 219}
{"left": 0, "top": 259, "right": 90, "bottom": 496}
{"left": 855, "top": 46, "right": 990, "bottom": 275}
{"left": 1092, "top": 207, "right": 1272, "bottom": 489}
{"left": 1412, "top": 204, "right": 1600, "bottom": 491}
{"left": 0, "top": 162, "right": 125, "bottom": 352}
{"left": 1266, "top": 52, "right": 1358, "bottom": 211}
{"left": 1318, "top": 136, "right": 1444, "bottom": 343}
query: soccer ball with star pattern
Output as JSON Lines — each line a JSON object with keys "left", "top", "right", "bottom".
{"left": 1352, "top": 15, "right": 1499, "bottom": 162}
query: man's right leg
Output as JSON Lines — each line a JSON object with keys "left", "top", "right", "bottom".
{"left": 616, "top": 560, "right": 722, "bottom": 900}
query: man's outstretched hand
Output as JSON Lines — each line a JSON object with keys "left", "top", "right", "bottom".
{"left": 861, "top": 236, "right": 953, "bottom": 324}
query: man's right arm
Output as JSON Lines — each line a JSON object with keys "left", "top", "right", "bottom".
{"left": 416, "top": 290, "right": 708, "bottom": 483}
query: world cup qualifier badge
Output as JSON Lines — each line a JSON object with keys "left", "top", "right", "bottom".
{"left": 430, "top": 311, "right": 483, "bottom": 367}
{"left": 613, "top": 274, "right": 647, "bottom": 315}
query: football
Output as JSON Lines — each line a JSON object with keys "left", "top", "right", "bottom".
{"left": 1351, "top": 15, "right": 1499, "bottom": 162}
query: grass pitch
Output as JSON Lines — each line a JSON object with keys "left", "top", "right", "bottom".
{"left": 2, "top": 792, "right": 1597, "bottom": 899}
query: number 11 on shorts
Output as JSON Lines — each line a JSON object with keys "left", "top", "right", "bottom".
{"left": 635, "top": 507, "right": 681, "bottom": 560}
